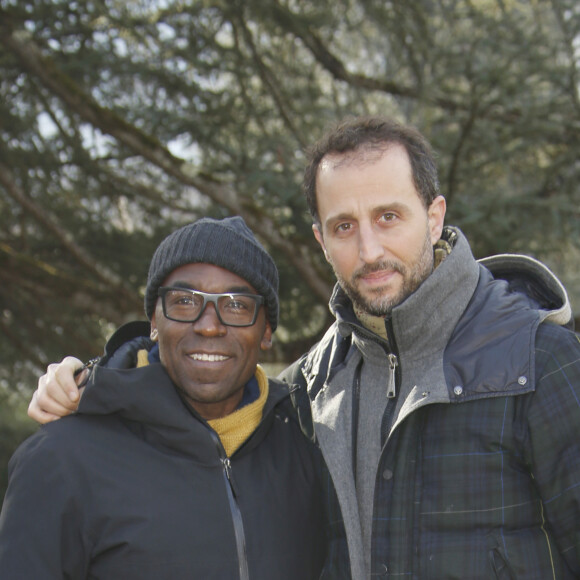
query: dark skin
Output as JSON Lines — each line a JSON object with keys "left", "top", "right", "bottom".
{"left": 151, "top": 263, "right": 272, "bottom": 420}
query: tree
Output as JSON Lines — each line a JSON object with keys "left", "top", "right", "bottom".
{"left": 1, "top": 0, "right": 579, "bottom": 494}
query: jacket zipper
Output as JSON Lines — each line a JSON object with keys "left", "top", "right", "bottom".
{"left": 386, "top": 353, "right": 398, "bottom": 399}
{"left": 382, "top": 315, "right": 401, "bottom": 442}
{"left": 209, "top": 430, "right": 250, "bottom": 580}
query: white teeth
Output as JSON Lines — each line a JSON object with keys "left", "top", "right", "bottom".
{"left": 189, "top": 353, "right": 228, "bottom": 362}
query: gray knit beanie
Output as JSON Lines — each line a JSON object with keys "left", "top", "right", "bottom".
{"left": 145, "top": 216, "right": 279, "bottom": 330}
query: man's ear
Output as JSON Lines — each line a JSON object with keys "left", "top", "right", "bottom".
{"left": 428, "top": 195, "right": 447, "bottom": 244}
{"left": 260, "top": 321, "right": 273, "bottom": 351}
{"left": 312, "top": 224, "right": 330, "bottom": 263}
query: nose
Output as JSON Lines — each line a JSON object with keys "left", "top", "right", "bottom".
{"left": 358, "top": 223, "right": 385, "bottom": 264}
{"left": 192, "top": 302, "right": 227, "bottom": 336}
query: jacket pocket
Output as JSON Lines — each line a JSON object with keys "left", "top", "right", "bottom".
{"left": 487, "top": 528, "right": 564, "bottom": 580}
{"left": 488, "top": 542, "right": 516, "bottom": 580}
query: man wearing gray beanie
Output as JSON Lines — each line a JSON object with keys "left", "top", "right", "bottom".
{"left": 0, "top": 216, "right": 326, "bottom": 579}
{"left": 144, "top": 216, "right": 279, "bottom": 330}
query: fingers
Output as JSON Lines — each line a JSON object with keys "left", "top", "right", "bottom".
{"left": 27, "top": 391, "right": 65, "bottom": 424}
{"left": 28, "top": 357, "right": 85, "bottom": 424}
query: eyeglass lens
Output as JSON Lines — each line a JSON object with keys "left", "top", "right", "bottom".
{"left": 162, "top": 289, "right": 260, "bottom": 326}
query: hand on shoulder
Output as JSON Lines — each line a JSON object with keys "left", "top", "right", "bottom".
{"left": 28, "top": 357, "right": 86, "bottom": 424}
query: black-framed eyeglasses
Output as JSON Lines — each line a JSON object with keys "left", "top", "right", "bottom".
{"left": 158, "top": 287, "right": 264, "bottom": 327}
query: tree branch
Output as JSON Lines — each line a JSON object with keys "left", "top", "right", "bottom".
{"left": 0, "top": 162, "right": 140, "bottom": 307}
{"left": 0, "top": 15, "right": 333, "bottom": 303}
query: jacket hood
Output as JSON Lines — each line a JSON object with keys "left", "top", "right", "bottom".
{"left": 479, "top": 253, "right": 573, "bottom": 328}
{"left": 77, "top": 363, "right": 221, "bottom": 462}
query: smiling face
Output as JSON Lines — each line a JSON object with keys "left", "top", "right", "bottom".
{"left": 313, "top": 145, "right": 446, "bottom": 317}
{"left": 150, "top": 263, "right": 273, "bottom": 420}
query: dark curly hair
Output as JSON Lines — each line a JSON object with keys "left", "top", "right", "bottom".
{"left": 303, "top": 116, "right": 440, "bottom": 224}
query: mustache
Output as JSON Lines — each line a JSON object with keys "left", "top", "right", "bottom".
{"left": 352, "top": 260, "right": 404, "bottom": 281}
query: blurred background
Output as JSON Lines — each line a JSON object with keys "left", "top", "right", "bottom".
{"left": 1, "top": 0, "right": 579, "bottom": 500}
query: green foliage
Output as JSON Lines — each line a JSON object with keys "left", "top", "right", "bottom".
{"left": 0, "top": 0, "right": 578, "bottom": 398}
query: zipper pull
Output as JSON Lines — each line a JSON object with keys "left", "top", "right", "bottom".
{"left": 222, "top": 457, "right": 239, "bottom": 498}
{"left": 386, "top": 354, "right": 398, "bottom": 399}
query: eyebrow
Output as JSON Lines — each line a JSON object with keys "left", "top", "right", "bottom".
{"left": 169, "top": 281, "right": 256, "bottom": 294}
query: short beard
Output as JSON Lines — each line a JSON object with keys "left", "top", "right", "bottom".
{"left": 334, "top": 229, "right": 434, "bottom": 317}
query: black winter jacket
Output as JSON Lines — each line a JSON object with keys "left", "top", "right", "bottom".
{"left": 0, "top": 323, "right": 326, "bottom": 579}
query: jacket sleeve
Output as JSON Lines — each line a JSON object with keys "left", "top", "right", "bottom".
{"left": 0, "top": 429, "right": 89, "bottom": 578}
{"left": 526, "top": 323, "right": 580, "bottom": 576}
